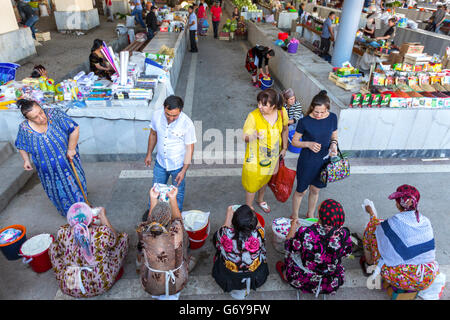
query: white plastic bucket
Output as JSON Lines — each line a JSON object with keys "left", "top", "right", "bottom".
{"left": 126, "top": 15, "right": 135, "bottom": 27}
{"left": 39, "top": 4, "right": 49, "bottom": 17}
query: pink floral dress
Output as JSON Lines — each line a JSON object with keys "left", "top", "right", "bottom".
{"left": 49, "top": 224, "right": 129, "bottom": 298}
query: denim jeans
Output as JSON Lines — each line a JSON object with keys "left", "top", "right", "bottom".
{"left": 149, "top": 161, "right": 186, "bottom": 212}
{"left": 147, "top": 27, "right": 155, "bottom": 40}
{"left": 132, "top": 8, "right": 146, "bottom": 28}
{"left": 212, "top": 21, "right": 220, "bottom": 38}
{"left": 25, "top": 15, "right": 39, "bottom": 39}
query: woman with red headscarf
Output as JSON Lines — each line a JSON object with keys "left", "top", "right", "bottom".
{"left": 361, "top": 185, "right": 439, "bottom": 292}
{"left": 276, "top": 199, "right": 352, "bottom": 297}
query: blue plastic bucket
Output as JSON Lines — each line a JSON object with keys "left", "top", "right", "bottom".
{"left": 0, "top": 63, "right": 20, "bottom": 85}
{"left": 260, "top": 77, "right": 273, "bottom": 90}
{"left": 0, "top": 225, "right": 27, "bottom": 261}
{"left": 288, "top": 129, "right": 302, "bottom": 153}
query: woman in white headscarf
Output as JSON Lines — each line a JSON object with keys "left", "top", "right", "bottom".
{"left": 49, "top": 202, "right": 129, "bottom": 298}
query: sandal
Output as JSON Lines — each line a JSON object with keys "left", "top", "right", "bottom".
{"left": 359, "top": 256, "right": 372, "bottom": 277}
{"left": 256, "top": 201, "right": 271, "bottom": 213}
{"left": 276, "top": 261, "right": 287, "bottom": 282}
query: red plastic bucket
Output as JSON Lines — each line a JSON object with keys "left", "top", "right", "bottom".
{"left": 20, "top": 234, "right": 54, "bottom": 273}
{"left": 185, "top": 211, "right": 210, "bottom": 250}
{"left": 0, "top": 225, "right": 27, "bottom": 260}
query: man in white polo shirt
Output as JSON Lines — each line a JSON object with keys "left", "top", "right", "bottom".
{"left": 145, "top": 95, "right": 196, "bottom": 211}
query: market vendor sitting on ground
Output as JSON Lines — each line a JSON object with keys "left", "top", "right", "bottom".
{"left": 30, "top": 65, "right": 48, "bottom": 79}
{"left": 232, "top": 6, "right": 240, "bottom": 20}
{"left": 89, "top": 39, "right": 115, "bottom": 81}
{"left": 212, "top": 205, "right": 269, "bottom": 300}
{"left": 136, "top": 185, "right": 195, "bottom": 299}
{"left": 376, "top": 17, "right": 397, "bottom": 43}
{"left": 49, "top": 203, "right": 129, "bottom": 298}
{"left": 277, "top": 199, "right": 352, "bottom": 297}
{"left": 363, "top": 6, "right": 377, "bottom": 38}
{"left": 282, "top": 88, "right": 304, "bottom": 131}
{"left": 245, "top": 45, "right": 275, "bottom": 87}
{"left": 285, "top": 1, "right": 296, "bottom": 11}
{"left": 361, "top": 185, "right": 439, "bottom": 294}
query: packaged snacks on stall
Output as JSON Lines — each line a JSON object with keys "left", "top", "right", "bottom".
{"left": 361, "top": 93, "right": 371, "bottom": 107}
{"left": 372, "top": 73, "right": 386, "bottom": 86}
{"left": 370, "top": 93, "right": 382, "bottom": 107}
{"left": 381, "top": 93, "right": 392, "bottom": 107}
{"left": 350, "top": 93, "right": 362, "bottom": 107}
{"left": 389, "top": 92, "right": 407, "bottom": 108}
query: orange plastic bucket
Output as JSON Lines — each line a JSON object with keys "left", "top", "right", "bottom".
{"left": 0, "top": 225, "right": 27, "bottom": 260}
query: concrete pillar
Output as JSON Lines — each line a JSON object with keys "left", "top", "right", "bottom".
{"left": 0, "top": 0, "right": 36, "bottom": 63}
{"left": 54, "top": 0, "right": 100, "bottom": 31}
{"left": 331, "top": 0, "right": 364, "bottom": 67}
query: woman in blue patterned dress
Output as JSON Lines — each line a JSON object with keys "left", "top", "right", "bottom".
{"left": 15, "top": 99, "right": 87, "bottom": 217}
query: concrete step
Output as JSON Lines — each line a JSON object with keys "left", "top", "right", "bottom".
{"left": 0, "top": 153, "right": 34, "bottom": 213}
{"left": 0, "top": 142, "right": 14, "bottom": 167}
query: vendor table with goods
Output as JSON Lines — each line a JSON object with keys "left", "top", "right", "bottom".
{"left": 247, "top": 20, "right": 450, "bottom": 157}
{"left": 0, "top": 22, "right": 188, "bottom": 159}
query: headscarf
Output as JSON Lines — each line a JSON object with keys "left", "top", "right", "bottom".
{"left": 67, "top": 202, "right": 95, "bottom": 265}
{"left": 388, "top": 184, "right": 421, "bottom": 222}
{"left": 318, "top": 199, "right": 346, "bottom": 238}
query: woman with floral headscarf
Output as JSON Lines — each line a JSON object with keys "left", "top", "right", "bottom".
{"left": 276, "top": 199, "right": 352, "bottom": 297}
{"left": 361, "top": 185, "right": 439, "bottom": 292}
{"left": 49, "top": 202, "right": 129, "bottom": 298}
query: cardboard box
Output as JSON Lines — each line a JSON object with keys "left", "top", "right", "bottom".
{"left": 387, "top": 52, "right": 403, "bottom": 66}
{"left": 36, "top": 32, "right": 51, "bottom": 42}
{"left": 399, "top": 42, "right": 424, "bottom": 56}
{"left": 404, "top": 53, "right": 432, "bottom": 65}
{"left": 383, "top": 281, "right": 417, "bottom": 300}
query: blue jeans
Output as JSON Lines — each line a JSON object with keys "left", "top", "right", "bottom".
{"left": 147, "top": 27, "right": 155, "bottom": 40}
{"left": 149, "top": 161, "right": 186, "bottom": 212}
{"left": 25, "top": 15, "right": 39, "bottom": 39}
{"left": 132, "top": 8, "right": 146, "bottom": 28}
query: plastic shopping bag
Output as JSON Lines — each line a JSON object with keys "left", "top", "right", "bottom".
{"left": 418, "top": 273, "right": 446, "bottom": 300}
{"left": 268, "top": 159, "right": 296, "bottom": 203}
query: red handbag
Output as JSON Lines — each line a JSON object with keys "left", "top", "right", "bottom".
{"left": 268, "top": 158, "right": 296, "bottom": 203}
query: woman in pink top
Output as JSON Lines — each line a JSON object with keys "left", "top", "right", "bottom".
{"left": 197, "top": 3, "right": 207, "bottom": 36}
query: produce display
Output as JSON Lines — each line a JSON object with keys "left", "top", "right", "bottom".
{"left": 222, "top": 19, "right": 238, "bottom": 33}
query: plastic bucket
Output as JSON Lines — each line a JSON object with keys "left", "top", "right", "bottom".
{"left": 0, "top": 225, "right": 27, "bottom": 260}
{"left": 255, "top": 212, "right": 265, "bottom": 228}
{"left": 185, "top": 211, "right": 210, "bottom": 250}
{"left": 20, "top": 234, "right": 54, "bottom": 273}
{"left": 288, "top": 129, "right": 302, "bottom": 153}
{"left": 260, "top": 77, "right": 273, "bottom": 90}
{"left": 288, "top": 42, "right": 299, "bottom": 54}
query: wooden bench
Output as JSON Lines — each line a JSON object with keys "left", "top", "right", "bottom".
{"left": 123, "top": 40, "right": 149, "bottom": 54}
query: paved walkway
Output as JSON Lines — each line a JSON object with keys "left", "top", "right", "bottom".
{"left": 1, "top": 12, "right": 449, "bottom": 300}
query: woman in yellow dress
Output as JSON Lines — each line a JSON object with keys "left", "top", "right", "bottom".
{"left": 242, "top": 89, "right": 289, "bottom": 213}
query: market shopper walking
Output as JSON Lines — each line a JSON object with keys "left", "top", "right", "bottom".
{"left": 188, "top": 6, "right": 198, "bottom": 52}
{"left": 426, "top": 4, "right": 447, "bottom": 33}
{"left": 319, "top": 12, "right": 335, "bottom": 61}
{"left": 242, "top": 89, "right": 288, "bottom": 213}
{"left": 290, "top": 90, "right": 338, "bottom": 220}
{"left": 144, "top": 95, "right": 196, "bottom": 212}
{"left": 130, "top": 0, "right": 147, "bottom": 29}
{"left": 197, "top": 3, "right": 207, "bottom": 36}
{"left": 211, "top": 1, "right": 223, "bottom": 39}
{"left": 15, "top": 99, "right": 88, "bottom": 217}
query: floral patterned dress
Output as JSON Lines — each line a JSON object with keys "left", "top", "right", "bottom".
{"left": 363, "top": 215, "right": 438, "bottom": 291}
{"left": 284, "top": 223, "right": 352, "bottom": 295}
{"left": 49, "top": 224, "right": 129, "bottom": 298}
{"left": 212, "top": 226, "right": 269, "bottom": 292}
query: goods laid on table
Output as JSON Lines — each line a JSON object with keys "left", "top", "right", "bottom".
{"left": 233, "top": 0, "right": 263, "bottom": 20}
{"left": 156, "top": 7, "right": 187, "bottom": 33}
{"left": 0, "top": 39, "right": 178, "bottom": 111}
{"left": 328, "top": 63, "right": 364, "bottom": 91}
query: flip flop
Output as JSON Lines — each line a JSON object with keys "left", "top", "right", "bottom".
{"left": 256, "top": 201, "right": 271, "bottom": 213}
{"left": 276, "top": 261, "right": 287, "bottom": 282}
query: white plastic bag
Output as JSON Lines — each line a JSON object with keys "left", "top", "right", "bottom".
{"left": 418, "top": 273, "right": 446, "bottom": 300}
